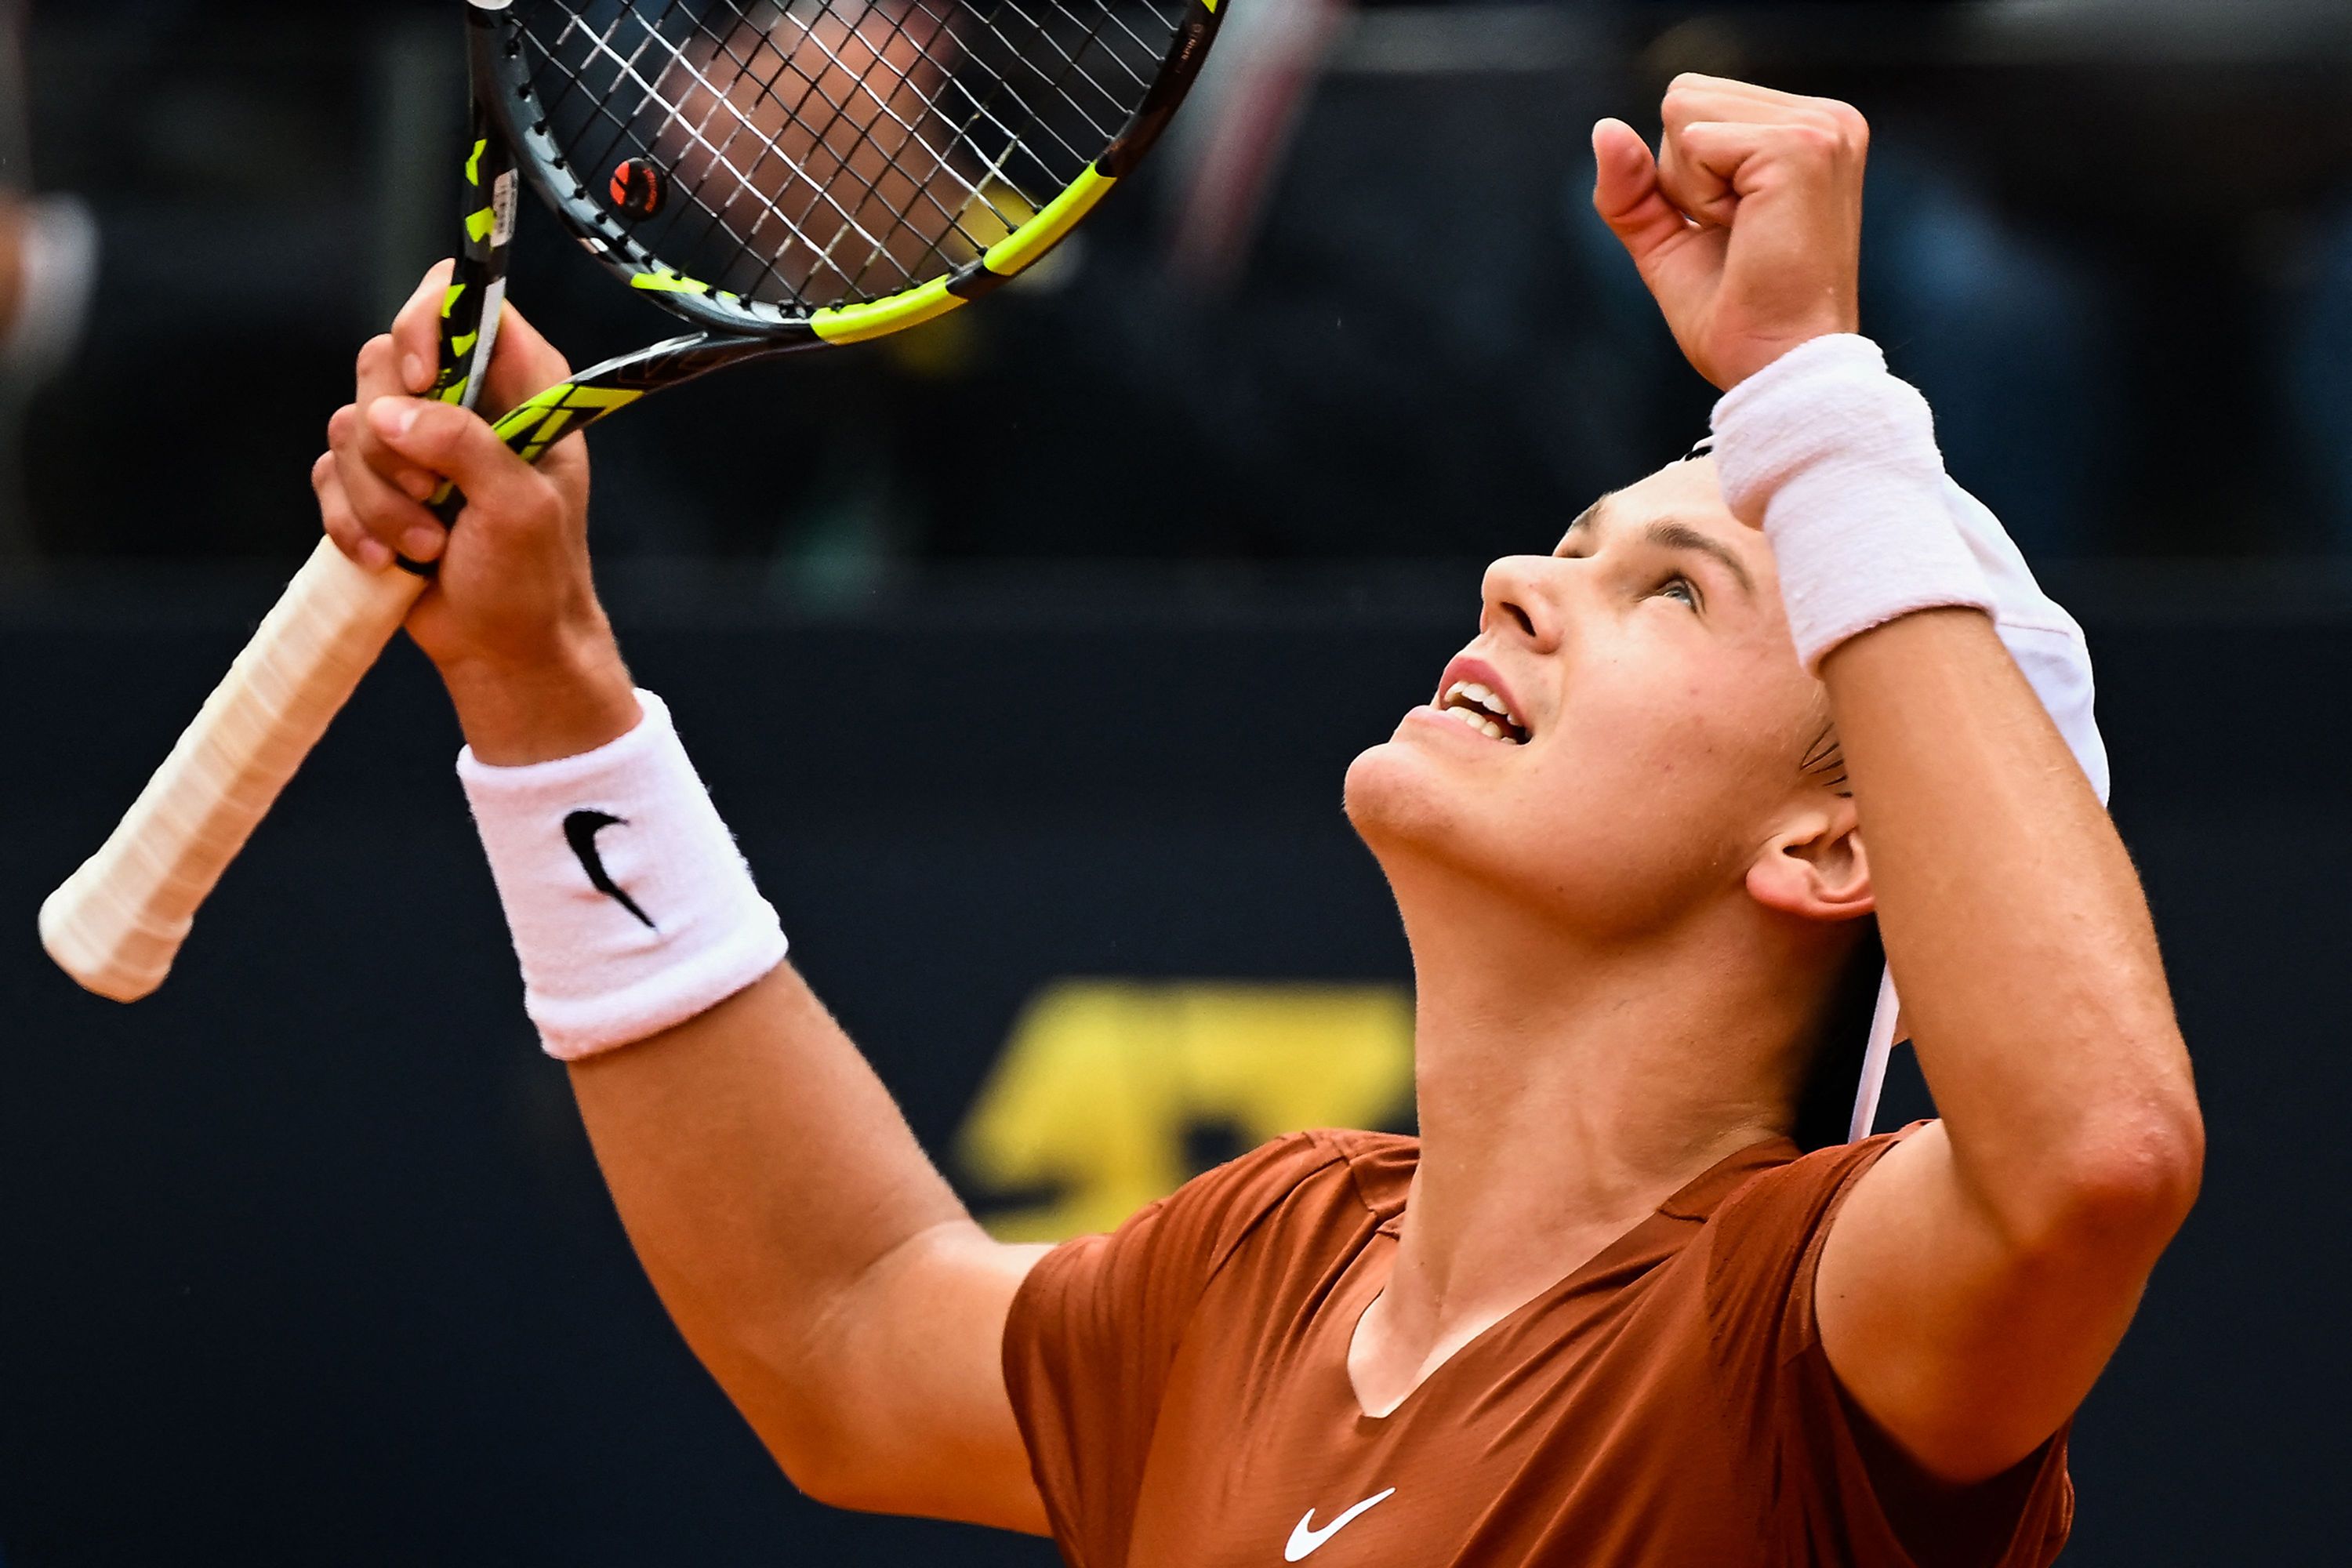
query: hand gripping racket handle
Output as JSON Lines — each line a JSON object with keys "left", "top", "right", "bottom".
{"left": 40, "top": 544, "right": 428, "bottom": 1000}
{"left": 42, "top": 35, "right": 517, "bottom": 1002}
{"left": 38, "top": 332, "right": 717, "bottom": 1002}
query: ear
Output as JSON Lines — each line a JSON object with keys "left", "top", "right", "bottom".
{"left": 1746, "top": 800, "right": 1875, "bottom": 924}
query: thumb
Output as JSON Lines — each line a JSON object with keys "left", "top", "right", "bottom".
{"left": 1591, "top": 118, "right": 1686, "bottom": 271}
{"left": 368, "top": 396, "right": 561, "bottom": 533}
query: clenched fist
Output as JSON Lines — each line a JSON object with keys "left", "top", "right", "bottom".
{"left": 313, "top": 261, "right": 640, "bottom": 764}
{"left": 1592, "top": 74, "right": 1867, "bottom": 392}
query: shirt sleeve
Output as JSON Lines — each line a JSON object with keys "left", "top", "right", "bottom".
{"left": 1000, "top": 1132, "right": 1347, "bottom": 1566}
{"left": 1703, "top": 1128, "right": 2075, "bottom": 1568}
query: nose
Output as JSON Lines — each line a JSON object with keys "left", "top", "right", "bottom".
{"left": 1479, "top": 554, "right": 1566, "bottom": 653}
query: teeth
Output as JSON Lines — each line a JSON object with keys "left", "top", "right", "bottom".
{"left": 1465, "top": 682, "right": 1508, "bottom": 718}
{"left": 1442, "top": 680, "right": 1526, "bottom": 732}
{"left": 1435, "top": 699, "right": 1515, "bottom": 742}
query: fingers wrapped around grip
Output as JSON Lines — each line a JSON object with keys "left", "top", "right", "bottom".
{"left": 319, "top": 396, "right": 565, "bottom": 574}
{"left": 324, "top": 394, "right": 450, "bottom": 568}
{"left": 392, "top": 259, "right": 457, "bottom": 394}
{"left": 388, "top": 257, "right": 575, "bottom": 416}
{"left": 313, "top": 448, "right": 393, "bottom": 573}
{"left": 322, "top": 322, "right": 448, "bottom": 570}
{"left": 319, "top": 262, "right": 585, "bottom": 581}
{"left": 366, "top": 397, "right": 568, "bottom": 544}
{"left": 337, "top": 360, "right": 442, "bottom": 503}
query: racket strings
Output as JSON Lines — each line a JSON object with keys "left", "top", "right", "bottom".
{"left": 513, "top": 0, "right": 1187, "bottom": 313}
{"left": 604, "top": 1, "right": 1035, "bottom": 296}
{"left": 769, "top": 0, "right": 1005, "bottom": 298}
{"left": 545, "top": 2, "right": 915, "bottom": 299}
{"left": 532, "top": 2, "right": 952, "bottom": 301}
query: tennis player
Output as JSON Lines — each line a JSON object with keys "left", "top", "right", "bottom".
{"left": 317, "top": 77, "right": 2201, "bottom": 1565}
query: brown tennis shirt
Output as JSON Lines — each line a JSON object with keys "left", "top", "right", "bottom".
{"left": 1003, "top": 1127, "right": 2072, "bottom": 1567}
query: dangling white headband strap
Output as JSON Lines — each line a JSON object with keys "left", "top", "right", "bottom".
{"left": 1707, "top": 336, "right": 2112, "bottom": 1141}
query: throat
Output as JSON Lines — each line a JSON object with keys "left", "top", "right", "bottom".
{"left": 1346, "top": 1281, "right": 1496, "bottom": 1421}
{"left": 1342, "top": 1205, "right": 1641, "bottom": 1421}
{"left": 1344, "top": 1102, "right": 1788, "bottom": 1421}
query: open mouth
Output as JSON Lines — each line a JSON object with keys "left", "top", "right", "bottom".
{"left": 1438, "top": 681, "right": 1530, "bottom": 744}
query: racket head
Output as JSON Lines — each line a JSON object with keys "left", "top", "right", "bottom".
{"left": 475, "top": 0, "right": 1225, "bottom": 347}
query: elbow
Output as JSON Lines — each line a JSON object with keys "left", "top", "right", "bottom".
{"left": 744, "top": 1393, "right": 897, "bottom": 1512}
{"left": 771, "top": 1423, "right": 959, "bottom": 1519}
{"left": 2024, "top": 1089, "right": 2205, "bottom": 1261}
{"left": 777, "top": 1440, "right": 885, "bottom": 1514}
{"left": 680, "top": 1323, "right": 891, "bottom": 1512}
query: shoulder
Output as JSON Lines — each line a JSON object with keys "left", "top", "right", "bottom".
{"left": 1160, "top": 1128, "right": 1414, "bottom": 1276}
{"left": 1006, "top": 1129, "right": 1410, "bottom": 1377}
{"left": 1013, "top": 1129, "right": 1411, "bottom": 1327}
{"left": 1701, "top": 1125, "right": 1924, "bottom": 1347}
{"left": 1715, "top": 1128, "right": 1915, "bottom": 1233}
{"left": 999, "top": 1131, "right": 1413, "bottom": 1560}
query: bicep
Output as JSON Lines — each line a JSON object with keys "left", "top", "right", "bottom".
{"left": 1817, "top": 1123, "right": 2151, "bottom": 1484}
{"left": 811, "top": 1223, "right": 1054, "bottom": 1534}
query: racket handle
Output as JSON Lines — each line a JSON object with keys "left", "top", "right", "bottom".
{"left": 41, "top": 539, "right": 428, "bottom": 1001}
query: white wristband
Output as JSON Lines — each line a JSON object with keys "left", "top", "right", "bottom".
{"left": 457, "top": 690, "right": 788, "bottom": 1061}
{"left": 1710, "top": 335, "right": 1995, "bottom": 673}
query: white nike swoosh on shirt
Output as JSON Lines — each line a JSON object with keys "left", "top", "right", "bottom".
{"left": 1284, "top": 1487, "right": 1397, "bottom": 1561}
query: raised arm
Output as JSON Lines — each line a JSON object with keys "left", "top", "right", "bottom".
{"left": 1595, "top": 79, "right": 2202, "bottom": 1483}
{"left": 314, "top": 267, "right": 1049, "bottom": 1532}
{"left": 1812, "top": 606, "right": 2197, "bottom": 1480}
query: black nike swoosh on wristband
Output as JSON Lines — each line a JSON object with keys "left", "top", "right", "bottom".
{"left": 563, "top": 810, "right": 657, "bottom": 930}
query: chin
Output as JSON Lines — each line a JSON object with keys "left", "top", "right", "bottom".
{"left": 1343, "top": 739, "right": 1461, "bottom": 858}
{"left": 1346, "top": 740, "right": 1624, "bottom": 922}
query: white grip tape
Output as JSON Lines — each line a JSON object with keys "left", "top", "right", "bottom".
{"left": 42, "top": 537, "right": 427, "bottom": 1001}
{"left": 1710, "top": 335, "right": 1996, "bottom": 673}
{"left": 457, "top": 691, "right": 788, "bottom": 1061}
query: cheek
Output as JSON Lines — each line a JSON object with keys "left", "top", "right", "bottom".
{"left": 1342, "top": 638, "right": 1806, "bottom": 925}
{"left": 1546, "top": 648, "right": 1734, "bottom": 796}
{"left": 1512, "top": 650, "right": 1791, "bottom": 872}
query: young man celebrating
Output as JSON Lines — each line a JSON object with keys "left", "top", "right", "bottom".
{"left": 315, "top": 77, "right": 2201, "bottom": 1566}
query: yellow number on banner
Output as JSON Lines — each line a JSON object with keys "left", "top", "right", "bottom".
{"left": 956, "top": 979, "right": 1414, "bottom": 1243}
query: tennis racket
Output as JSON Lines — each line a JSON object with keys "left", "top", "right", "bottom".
{"left": 42, "top": 0, "right": 1225, "bottom": 1001}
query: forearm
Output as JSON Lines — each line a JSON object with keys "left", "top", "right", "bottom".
{"left": 1824, "top": 608, "right": 2201, "bottom": 1238}
{"left": 337, "top": 281, "right": 1038, "bottom": 1514}
{"left": 568, "top": 964, "right": 977, "bottom": 1453}
{"left": 446, "top": 663, "right": 979, "bottom": 1464}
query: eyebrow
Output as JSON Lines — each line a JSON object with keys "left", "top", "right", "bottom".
{"left": 1644, "top": 520, "right": 1755, "bottom": 597}
{"left": 1563, "top": 503, "right": 1755, "bottom": 597}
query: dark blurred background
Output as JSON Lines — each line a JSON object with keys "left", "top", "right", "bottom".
{"left": 1, "top": 1, "right": 2347, "bottom": 1563}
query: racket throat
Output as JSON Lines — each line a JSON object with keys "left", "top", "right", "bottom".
{"left": 457, "top": 277, "right": 509, "bottom": 412}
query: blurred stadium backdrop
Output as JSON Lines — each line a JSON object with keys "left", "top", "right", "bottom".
{"left": 1, "top": 1, "right": 2347, "bottom": 1563}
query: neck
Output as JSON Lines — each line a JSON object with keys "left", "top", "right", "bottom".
{"left": 1355, "top": 855, "right": 1824, "bottom": 1407}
